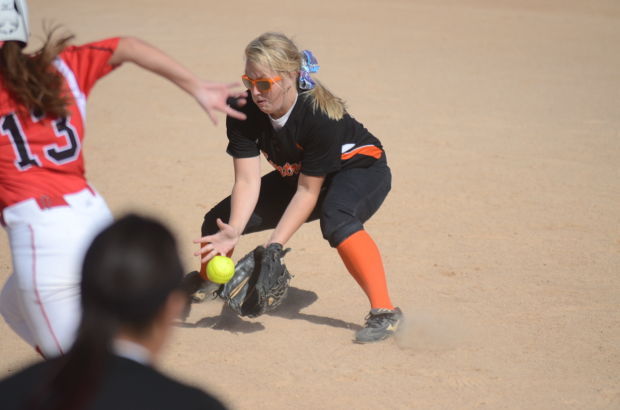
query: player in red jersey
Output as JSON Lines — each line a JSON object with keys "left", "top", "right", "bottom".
{"left": 0, "top": 0, "right": 246, "bottom": 357}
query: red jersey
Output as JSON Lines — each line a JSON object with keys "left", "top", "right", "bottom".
{"left": 0, "top": 37, "right": 120, "bottom": 211}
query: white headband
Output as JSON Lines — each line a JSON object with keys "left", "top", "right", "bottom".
{"left": 0, "top": 0, "right": 29, "bottom": 45}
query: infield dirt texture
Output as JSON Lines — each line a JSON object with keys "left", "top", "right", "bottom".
{"left": 1, "top": 1, "right": 619, "bottom": 409}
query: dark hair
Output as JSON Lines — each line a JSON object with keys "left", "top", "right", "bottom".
{"left": 0, "top": 26, "right": 74, "bottom": 118}
{"left": 29, "top": 214, "right": 184, "bottom": 410}
{"left": 80, "top": 214, "right": 184, "bottom": 332}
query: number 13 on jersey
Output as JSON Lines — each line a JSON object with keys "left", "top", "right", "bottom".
{"left": 1, "top": 112, "right": 81, "bottom": 171}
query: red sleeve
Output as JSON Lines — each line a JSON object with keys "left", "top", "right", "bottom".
{"left": 58, "top": 37, "right": 121, "bottom": 96}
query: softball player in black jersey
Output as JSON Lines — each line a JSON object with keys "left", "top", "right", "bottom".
{"left": 194, "top": 32, "right": 401, "bottom": 343}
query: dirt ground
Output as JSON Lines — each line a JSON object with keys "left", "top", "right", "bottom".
{"left": 1, "top": 0, "right": 619, "bottom": 409}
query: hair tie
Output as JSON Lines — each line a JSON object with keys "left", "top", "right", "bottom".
{"left": 299, "top": 50, "right": 319, "bottom": 90}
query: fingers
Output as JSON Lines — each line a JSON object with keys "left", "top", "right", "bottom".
{"left": 225, "top": 81, "right": 243, "bottom": 89}
{"left": 225, "top": 95, "right": 247, "bottom": 107}
{"left": 215, "top": 218, "right": 236, "bottom": 234}
{"left": 224, "top": 106, "right": 247, "bottom": 120}
{"left": 205, "top": 109, "right": 218, "bottom": 125}
{"left": 224, "top": 82, "right": 248, "bottom": 97}
{"left": 199, "top": 84, "right": 247, "bottom": 124}
{"left": 224, "top": 93, "right": 247, "bottom": 118}
{"left": 193, "top": 235, "right": 213, "bottom": 245}
{"left": 193, "top": 231, "right": 228, "bottom": 262}
{"left": 215, "top": 218, "right": 227, "bottom": 229}
{"left": 193, "top": 242, "right": 220, "bottom": 263}
{"left": 200, "top": 248, "right": 220, "bottom": 264}
{"left": 208, "top": 97, "right": 246, "bottom": 120}
{"left": 230, "top": 89, "right": 248, "bottom": 100}
{"left": 234, "top": 97, "right": 247, "bottom": 107}
{"left": 193, "top": 241, "right": 212, "bottom": 256}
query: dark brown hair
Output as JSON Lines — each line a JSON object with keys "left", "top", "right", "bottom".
{"left": 0, "top": 27, "right": 74, "bottom": 118}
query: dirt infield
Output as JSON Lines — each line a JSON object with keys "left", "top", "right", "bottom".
{"left": 1, "top": 1, "right": 619, "bottom": 408}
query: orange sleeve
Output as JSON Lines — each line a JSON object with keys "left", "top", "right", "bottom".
{"left": 59, "top": 37, "right": 121, "bottom": 96}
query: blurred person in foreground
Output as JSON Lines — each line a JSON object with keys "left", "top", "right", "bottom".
{"left": 0, "top": 214, "right": 228, "bottom": 410}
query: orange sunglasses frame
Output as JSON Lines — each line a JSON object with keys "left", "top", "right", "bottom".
{"left": 241, "top": 74, "right": 282, "bottom": 92}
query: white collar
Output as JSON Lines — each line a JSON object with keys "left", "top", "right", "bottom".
{"left": 269, "top": 94, "right": 298, "bottom": 131}
{"left": 112, "top": 338, "right": 152, "bottom": 365}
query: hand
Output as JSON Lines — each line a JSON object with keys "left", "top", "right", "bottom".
{"left": 193, "top": 218, "right": 240, "bottom": 263}
{"left": 193, "top": 81, "right": 247, "bottom": 125}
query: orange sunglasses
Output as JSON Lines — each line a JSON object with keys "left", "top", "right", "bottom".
{"left": 241, "top": 74, "right": 282, "bottom": 92}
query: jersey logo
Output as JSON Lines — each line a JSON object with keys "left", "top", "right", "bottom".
{"left": 261, "top": 151, "right": 301, "bottom": 177}
{"left": 270, "top": 160, "right": 301, "bottom": 177}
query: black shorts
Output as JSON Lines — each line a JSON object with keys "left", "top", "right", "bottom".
{"left": 202, "top": 158, "right": 391, "bottom": 247}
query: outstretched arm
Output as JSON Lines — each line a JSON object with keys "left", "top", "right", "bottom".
{"left": 108, "top": 36, "right": 246, "bottom": 124}
{"left": 194, "top": 156, "right": 262, "bottom": 262}
{"left": 268, "top": 173, "right": 324, "bottom": 246}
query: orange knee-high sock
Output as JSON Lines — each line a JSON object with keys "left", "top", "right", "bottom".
{"left": 336, "top": 230, "right": 394, "bottom": 310}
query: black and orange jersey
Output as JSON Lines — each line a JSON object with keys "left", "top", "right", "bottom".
{"left": 226, "top": 93, "right": 385, "bottom": 181}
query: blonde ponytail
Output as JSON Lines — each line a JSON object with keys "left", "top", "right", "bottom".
{"left": 304, "top": 79, "right": 346, "bottom": 120}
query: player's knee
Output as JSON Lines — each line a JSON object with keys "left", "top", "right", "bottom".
{"left": 37, "top": 336, "right": 68, "bottom": 359}
{"left": 320, "top": 209, "right": 363, "bottom": 248}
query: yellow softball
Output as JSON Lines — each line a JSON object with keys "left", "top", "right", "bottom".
{"left": 206, "top": 255, "right": 235, "bottom": 284}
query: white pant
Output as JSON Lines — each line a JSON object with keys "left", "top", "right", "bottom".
{"left": 0, "top": 187, "right": 113, "bottom": 358}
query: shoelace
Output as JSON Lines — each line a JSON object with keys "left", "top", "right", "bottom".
{"left": 365, "top": 312, "right": 394, "bottom": 328}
